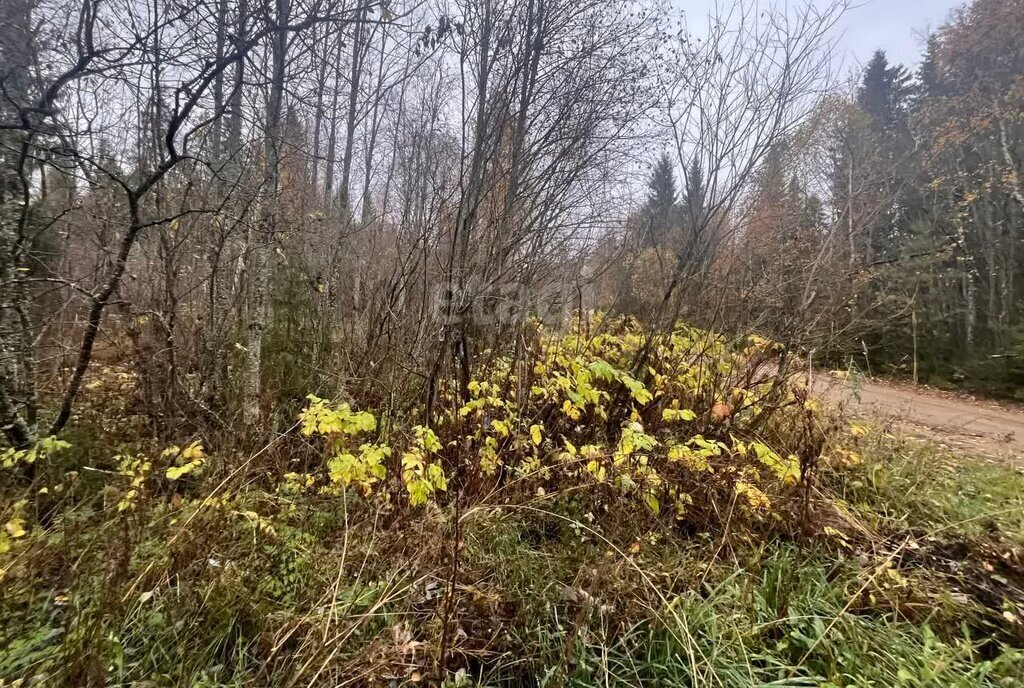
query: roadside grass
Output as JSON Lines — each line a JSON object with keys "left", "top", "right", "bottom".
{"left": 827, "top": 431, "right": 1024, "bottom": 545}
{"left": 3, "top": 430, "right": 1024, "bottom": 686}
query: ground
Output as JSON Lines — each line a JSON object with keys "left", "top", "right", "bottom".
{"left": 815, "top": 372, "right": 1024, "bottom": 463}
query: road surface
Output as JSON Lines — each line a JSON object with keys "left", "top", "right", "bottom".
{"left": 811, "top": 373, "right": 1024, "bottom": 462}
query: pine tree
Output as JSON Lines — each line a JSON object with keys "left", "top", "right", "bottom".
{"left": 915, "top": 37, "right": 944, "bottom": 104}
{"left": 857, "top": 51, "right": 911, "bottom": 136}
{"left": 681, "top": 157, "right": 707, "bottom": 236}
{"left": 680, "top": 156, "right": 712, "bottom": 268}
{"left": 643, "top": 152, "right": 677, "bottom": 248}
{"left": 830, "top": 51, "right": 916, "bottom": 268}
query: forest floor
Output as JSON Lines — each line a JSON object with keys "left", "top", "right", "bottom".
{"left": 814, "top": 372, "right": 1024, "bottom": 462}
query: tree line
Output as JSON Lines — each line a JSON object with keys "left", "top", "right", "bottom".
{"left": 1, "top": 0, "right": 1020, "bottom": 449}
{"left": 617, "top": 0, "right": 1023, "bottom": 398}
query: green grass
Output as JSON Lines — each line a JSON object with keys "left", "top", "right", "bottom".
{"left": 459, "top": 506, "right": 1024, "bottom": 687}
{"left": 826, "top": 433, "right": 1024, "bottom": 544}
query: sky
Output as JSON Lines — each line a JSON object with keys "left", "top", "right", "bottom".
{"left": 679, "top": 0, "right": 967, "bottom": 70}
{"left": 838, "top": 0, "right": 964, "bottom": 67}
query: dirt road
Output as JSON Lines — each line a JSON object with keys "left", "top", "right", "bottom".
{"left": 811, "top": 373, "right": 1024, "bottom": 462}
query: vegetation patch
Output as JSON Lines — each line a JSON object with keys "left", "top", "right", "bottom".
{"left": 3, "top": 321, "right": 1023, "bottom": 685}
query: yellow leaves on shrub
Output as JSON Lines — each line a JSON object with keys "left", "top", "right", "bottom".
{"left": 585, "top": 459, "right": 607, "bottom": 482}
{"left": 670, "top": 489, "right": 693, "bottom": 519}
{"left": 1, "top": 436, "right": 71, "bottom": 469}
{"left": 738, "top": 334, "right": 785, "bottom": 359}
{"left": 833, "top": 448, "right": 862, "bottom": 467}
{"left": 4, "top": 517, "right": 26, "bottom": 539}
{"left": 662, "top": 407, "right": 697, "bottom": 423}
{"left": 578, "top": 444, "right": 607, "bottom": 481}
{"left": 735, "top": 481, "right": 771, "bottom": 510}
{"left": 416, "top": 425, "right": 442, "bottom": 453}
{"left": 300, "top": 396, "right": 390, "bottom": 494}
{"left": 744, "top": 440, "right": 801, "bottom": 485}
{"left": 0, "top": 500, "right": 29, "bottom": 554}
{"left": 616, "top": 422, "right": 657, "bottom": 462}
{"left": 668, "top": 444, "right": 712, "bottom": 473}
{"left": 490, "top": 419, "right": 511, "bottom": 437}
{"left": 402, "top": 453, "right": 447, "bottom": 506}
{"left": 328, "top": 444, "right": 391, "bottom": 495}
{"left": 588, "top": 358, "right": 617, "bottom": 382}
{"left": 116, "top": 454, "right": 152, "bottom": 511}
{"left": 299, "top": 395, "right": 376, "bottom": 437}
{"left": 279, "top": 318, "right": 815, "bottom": 516}
{"left": 642, "top": 493, "right": 660, "bottom": 514}
{"left": 733, "top": 438, "right": 800, "bottom": 485}
{"left": 556, "top": 438, "right": 577, "bottom": 463}
{"left": 480, "top": 436, "right": 500, "bottom": 475}
{"left": 459, "top": 387, "right": 505, "bottom": 418}
{"left": 670, "top": 435, "right": 726, "bottom": 473}
{"left": 402, "top": 426, "right": 446, "bottom": 506}
{"left": 459, "top": 398, "right": 484, "bottom": 417}
{"left": 118, "top": 489, "right": 140, "bottom": 512}
{"left": 164, "top": 441, "right": 206, "bottom": 481}
{"left": 620, "top": 374, "right": 653, "bottom": 405}
{"left": 849, "top": 422, "right": 870, "bottom": 438}
{"left": 279, "top": 472, "right": 316, "bottom": 495}
{"left": 552, "top": 374, "right": 573, "bottom": 393}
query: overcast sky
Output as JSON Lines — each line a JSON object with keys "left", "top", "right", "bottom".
{"left": 680, "top": 0, "right": 967, "bottom": 70}
{"left": 838, "top": 0, "right": 964, "bottom": 67}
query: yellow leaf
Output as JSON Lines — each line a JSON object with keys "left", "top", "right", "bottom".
{"left": 4, "top": 518, "right": 26, "bottom": 538}
{"left": 530, "top": 424, "right": 543, "bottom": 446}
{"left": 849, "top": 422, "right": 870, "bottom": 438}
{"left": 643, "top": 493, "right": 660, "bottom": 514}
{"left": 166, "top": 458, "right": 204, "bottom": 480}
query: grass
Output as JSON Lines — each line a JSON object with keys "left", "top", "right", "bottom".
{"left": 457, "top": 501, "right": 1024, "bottom": 687}
{"left": 836, "top": 436, "right": 1024, "bottom": 545}
{"left": 3, "top": 427, "right": 1024, "bottom": 686}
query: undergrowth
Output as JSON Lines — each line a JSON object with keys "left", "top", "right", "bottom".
{"left": 2, "top": 318, "right": 1023, "bottom": 686}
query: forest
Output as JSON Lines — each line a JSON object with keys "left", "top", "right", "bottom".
{"left": 1, "top": 0, "right": 1023, "bottom": 685}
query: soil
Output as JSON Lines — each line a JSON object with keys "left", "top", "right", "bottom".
{"left": 812, "top": 372, "right": 1024, "bottom": 463}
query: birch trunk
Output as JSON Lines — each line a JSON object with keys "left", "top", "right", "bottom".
{"left": 242, "top": 0, "right": 289, "bottom": 425}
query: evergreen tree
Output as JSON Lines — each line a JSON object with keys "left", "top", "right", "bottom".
{"left": 0, "top": 0, "right": 37, "bottom": 204}
{"left": 830, "top": 51, "right": 916, "bottom": 268}
{"left": 681, "top": 157, "right": 707, "bottom": 237}
{"left": 857, "top": 50, "right": 911, "bottom": 136}
{"left": 643, "top": 152, "right": 677, "bottom": 248}
{"left": 680, "top": 156, "right": 712, "bottom": 270}
{"left": 914, "top": 37, "right": 945, "bottom": 104}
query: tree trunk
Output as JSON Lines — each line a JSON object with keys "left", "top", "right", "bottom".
{"left": 339, "top": 4, "right": 369, "bottom": 218}
{"left": 242, "top": 0, "right": 289, "bottom": 425}
{"left": 323, "top": 33, "right": 344, "bottom": 212}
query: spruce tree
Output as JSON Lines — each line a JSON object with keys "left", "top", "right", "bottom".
{"left": 644, "top": 152, "right": 677, "bottom": 248}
